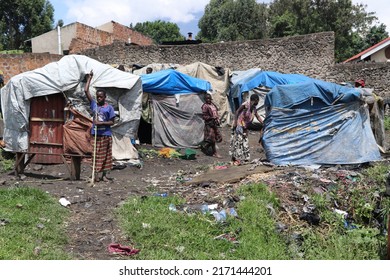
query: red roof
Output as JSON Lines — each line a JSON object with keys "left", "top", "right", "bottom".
{"left": 343, "top": 37, "right": 390, "bottom": 63}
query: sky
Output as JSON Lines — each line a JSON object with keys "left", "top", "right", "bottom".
{"left": 50, "top": 0, "right": 390, "bottom": 37}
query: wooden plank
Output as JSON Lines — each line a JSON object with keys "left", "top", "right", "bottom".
{"left": 30, "top": 117, "right": 64, "bottom": 122}
{"left": 70, "top": 156, "right": 82, "bottom": 180}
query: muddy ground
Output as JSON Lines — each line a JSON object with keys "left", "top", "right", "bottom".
{"left": 1, "top": 126, "right": 389, "bottom": 259}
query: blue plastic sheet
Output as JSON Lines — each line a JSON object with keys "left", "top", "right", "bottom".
{"left": 262, "top": 81, "right": 381, "bottom": 165}
{"left": 229, "top": 69, "right": 312, "bottom": 108}
{"left": 141, "top": 69, "right": 211, "bottom": 95}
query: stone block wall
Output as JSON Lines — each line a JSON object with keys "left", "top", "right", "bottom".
{"left": 332, "top": 62, "right": 390, "bottom": 97}
{"left": 82, "top": 32, "right": 335, "bottom": 79}
{"left": 1, "top": 31, "right": 390, "bottom": 99}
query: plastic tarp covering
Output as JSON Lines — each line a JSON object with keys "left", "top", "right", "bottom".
{"left": 151, "top": 93, "right": 204, "bottom": 148}
{"left": 262, "top": 81, "right": 381, "bottom": 165}
{"left": 264, "top": 80, "right": 361, "bottom": 110}
{"left": 0, "top": 55, "right": 142, "bottom": 153}
{"left": 176, "top": 62, "right": 231, "bottom": 126}
{"left": 230, "top": 69, "right": 312, "bottom": 107}
{"left": 141, "top": 69, "right": 211, "bottom": 95}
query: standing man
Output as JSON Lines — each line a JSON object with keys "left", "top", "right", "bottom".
{"left": 84, "top": 70, "right": 116, "bottom": 182}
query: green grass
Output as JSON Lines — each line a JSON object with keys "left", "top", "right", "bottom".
{"left": 0, "top": 150, "right": 14, "bottom": 172}
{"left": 117, "top": 183, "right": 290, "bottom": 260}
{"left": 384, "top": 116, "right": 390, "bottom": 131}
{"left": 0, "top": 187, "right": 70, "bottom": 259}
{"left": 117, "top": 163, "right": 390, "bottom": 260}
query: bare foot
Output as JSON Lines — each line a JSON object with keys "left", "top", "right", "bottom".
{"left": 101, "top": 176, "right": 112, "bottom": 182}
{"left": 213, "top": 153, "right": 222, "bottom": 158}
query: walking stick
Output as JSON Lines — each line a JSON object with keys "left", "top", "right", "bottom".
{"left": 90, "top": 122, "right": 98, "bottom": 186}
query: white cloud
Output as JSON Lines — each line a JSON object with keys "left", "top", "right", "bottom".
{"left": 54, "top": 0, "right": 390, "bottom": 35}
{"left": 62, "top": 0, "right": 209, "bottom": 27}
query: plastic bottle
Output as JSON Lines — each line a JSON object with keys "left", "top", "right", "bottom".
{"left": 219, "top": 209, "right": 227, "bottom": 221}
{"left": 169, "top": 203, "right": 177, "bottom": 212}
{"left": 228, "top": 208, "right": 238, "bottom": 217}
{"left": 201, "top": 204, "right": 209, "bottom": 214}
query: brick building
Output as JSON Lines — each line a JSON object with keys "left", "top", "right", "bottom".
{"left": 31, "top": 21, "right": 154, "bottom": 55}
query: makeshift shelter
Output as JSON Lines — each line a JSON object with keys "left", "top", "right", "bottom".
{"left": 140, "top": 69, "right": 211, "bottom": 148}
{"left": 176, "top": 62, "right": 231, "bottom": 126}
{"left": 0, "top": 55, "right": 142, "bottom": 177}
{"left": 262, "top": 80, "right": 381, "bottom": 166}
{"left": 229, "top": 69, "right": 312, "bottom": 122}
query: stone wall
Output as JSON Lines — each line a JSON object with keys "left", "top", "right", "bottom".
{"left": 82, "top": 32, "right": 335, "bottom": 79}
{"left": 331, "top": 62, "right": 390, "bottom": 97}
{"left": 1, "top": 32, "right": 390, "bottom": 98}
{"left": 0, "top": 53, "right": 62, "bottom": 84}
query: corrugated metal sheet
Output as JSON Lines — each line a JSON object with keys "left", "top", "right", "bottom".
{"left": 29, "top": 94, "right": 65, "bottom": 164}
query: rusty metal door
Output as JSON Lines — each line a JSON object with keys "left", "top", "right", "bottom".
{"left": 29, "top": 93, "right": 65, "bottom": 164}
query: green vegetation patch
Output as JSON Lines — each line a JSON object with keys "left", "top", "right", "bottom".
{"left": 117, "top": 183, "right": 290, "bottom": 260}
{"left": 0, "top": 187, "right": 70, "bottom": 260}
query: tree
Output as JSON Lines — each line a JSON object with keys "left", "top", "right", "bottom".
{"left": 363, "top": 23, "right": 389, "bottom": 48}
{"left": 0, "top": 0, "right": 54, "bottom": 51}
{"left": 268, "top": 0, "right": 378, "bottom": 62}
{"left": 198, "top": 0, "right": 268, "bottom": 42}
{"left": 133, "top": 20, "right": 185, "bottom": 44}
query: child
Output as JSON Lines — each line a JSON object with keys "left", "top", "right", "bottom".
{"left": 201, "top": 93, "right": 222, "bottom": 158}
{"left": 84, "top": 70, "right": 116, "bottom": 182}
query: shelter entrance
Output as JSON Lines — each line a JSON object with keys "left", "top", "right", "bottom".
{"left": 14, "top": 93, "right": 84, "bottom": 180}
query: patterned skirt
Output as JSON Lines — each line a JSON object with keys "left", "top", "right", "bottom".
{"left": 92, "top": 135, "right": 113, "bottom": 172}
{"left": 229, "top": 131, "right": 250, "bottom": 162}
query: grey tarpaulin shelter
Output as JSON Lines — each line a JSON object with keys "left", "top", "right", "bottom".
{"left": 0, "top": 55, "right": 142, "bottom": 176}
{"left": 176, "top": 62, "right": 231, "bottom": 126}
{"left": 140, "top": 69, "right": 212, "bottom": 148}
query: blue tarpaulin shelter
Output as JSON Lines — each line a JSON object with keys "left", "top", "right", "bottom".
{"left": 141, "top": 69, "right": 211, "bottom": 95}
{"left": 229, "top": 69, "right": 312, "bottom": 111}
{"left": 140, "top": 69, "right": 211, "bottom": 148}
{"left": 262, "top": 80, "right": 381, "bottom": 166}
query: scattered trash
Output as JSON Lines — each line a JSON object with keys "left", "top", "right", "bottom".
{"left": 59, "top": 197, "right": 71, "bottom": 207}
{"left": 211, "top": 209, "right": 227, "bottom": 222}
{"left": 33, "top": 246, "right": 41, "bottom": 256}
{"left": 142, "top": 223, "right": 151, "bottom": 229}
{"left": 154, "top": 193, "right": 168, "bottom": 197}
{"left": 299, "top": 212, "right": 320, "bottom": 225}
{"left": 108, "top": 243, "right": 140, "bottom": 256}
{"left": 275, "top": 222, "right": 288, "bottom": 233}
{"left": 214, "top": 233, "right": 239, "bottom": 244}
{"left": 334, "top": 209, "right": 348, "bottom": 219}
{"left": 228, "top": 208, "right": 238, "bottom": 217}
{"left": 179, "top": 148, "right": 197, "bottom": 160}
{"left": 175, "top": 246, "right": 185, "bottom": 253}
{"left": 0, "top": 218, "right": 10, "bottom": 226}
{"left": 201, "top": 204, "right": 209, "bottom": 214}
{"left": 159, "top": 148, "right": 182, "bottom": 159}
{"left": 168, "top": 203, "right": 177, "bottom": 212}
{"left": 343, "top": 220, "right": 357, "bottom": 230}
{"left": 16, "top": 203, "right": 23, "bottom": 209}
{"left": 36, "top": 223, "right": 45, "bottom": 229}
